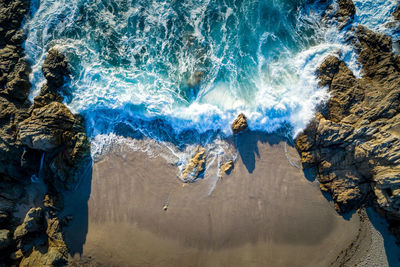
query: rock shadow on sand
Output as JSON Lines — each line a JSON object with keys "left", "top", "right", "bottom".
{"left": 233, "top": 130, "right": 286, "bottom": 174}
{"left": 61, "top": 158, "right": 93, "bottom": 257}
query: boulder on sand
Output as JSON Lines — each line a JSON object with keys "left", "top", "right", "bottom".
{"left": 219, "top": 160, "right": 234, "bottom": 178}
{"left": 182, "top": 146, "right": 206, "bottom": 182}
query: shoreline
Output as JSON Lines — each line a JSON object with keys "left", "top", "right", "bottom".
{"left": 65, "top": 132, "right": 373, "bottom": 266}
{"left": 0, "top": 0, "right": 399, "bottom": 265}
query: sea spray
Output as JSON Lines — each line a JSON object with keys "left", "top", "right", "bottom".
{"left": 24, "top": 0, "right": 332, "bottom": 137}
{"left": 23, "top": 0, "right": 400, "bottom": 182}
{"left": 90, "top": 133, "right": 237, "bottom": 189}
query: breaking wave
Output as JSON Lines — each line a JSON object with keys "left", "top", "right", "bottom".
{"left": 23, "top": 0, "right": 400, "bottom": 156}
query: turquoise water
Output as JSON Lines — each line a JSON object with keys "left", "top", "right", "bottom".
{"left": 23, "top": 0, "right": 399, "bottom": 148}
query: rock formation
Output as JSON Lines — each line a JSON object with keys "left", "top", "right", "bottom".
{"left": 9, "top": 208, "right": 69, "bottom": 266}
{"left": 186, "top": 71, "right": 204, "bottom": 89}
{"left": 393, "top": 5, "right": 400, "bottom": 21}
{"left": 296, "top": 5, "right": 400, "bottom": 240}
{"left": 219, "top": 160, "right": 234, "bottom": 178}
{"left": 322, "top": 0, "right": 355, "bottom": 31}
{"left": 336, "top": 0, "right": 356, "bottom": 28}
{"left": 232, "top": 113, "right": 248, "bottom": 134}
{"left": 0, "top": 0, "right": 31, "bottom": 102}
{"left": 182, "top": 146, "right": 206, "bottom": 182}
{"left": 0, "top": 0, "right": 90, "bottom": 265}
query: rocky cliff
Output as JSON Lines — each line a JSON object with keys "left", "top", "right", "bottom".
{"left": 0, "top": 0, "right": 89, "bottom": 265}
{"left": 296, "top": 1, "right": 400, "bottom": 241}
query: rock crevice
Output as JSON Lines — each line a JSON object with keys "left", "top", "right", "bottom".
{"left": 296, "top": 7, "right": 400, "bottom": 240}
{"left": 0, "top": 0, "right": 90, "bottom": 265}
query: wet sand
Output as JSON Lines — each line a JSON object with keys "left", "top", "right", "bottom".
{"left": 66, "top": 133, "right": 366, "bottom": 267}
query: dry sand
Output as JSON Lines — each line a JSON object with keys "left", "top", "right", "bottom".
{"left": 65, "top": 132, "right": 373, "bottom": 267}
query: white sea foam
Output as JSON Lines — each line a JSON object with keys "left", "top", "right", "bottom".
{"left": 90, "top": 133, "right": 237, "bottom": 186}
{"left": 22, "top": 0, "right": 400, "bottom": 159}
{"left": 353, "top": 0, "right": 399, "bottom": 35}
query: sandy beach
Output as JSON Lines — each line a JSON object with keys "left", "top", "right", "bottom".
{"left": 62, "top": 132, "right": 376, "bottom": 267}
{"left": 1, "top": 0, "right": 400, "bottom": 265}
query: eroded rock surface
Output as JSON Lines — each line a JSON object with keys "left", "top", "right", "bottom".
{"left": 19, "top": 102, "right": 77, "bottom": 152}
{"left": 336, "top": 0, "right": 356, "bottom": 27}
{"left": 42, "top": 49, "right": 69, "bottom": 90}
{"left": 323, "top": 0, "right": 356, "bottom": 30}
{"left": 14, "top": 208, "right": 44, "bottom": 240}
{"left": 0, "top": 0, "right": 31, "bottom": 103}
{"left": 14, "top": 207, "right": 69, "bottom": 266}
{"left": 232, "top": 113, "right": 248, "bottom": 134}
{"left": 0, "top": 0, "right": 89, "bottom": 265}
{"left": 219, "top": 160, "right": 234, "bottom": 178}
{"left": 296, "top": 25, "right": 400, "bottom": 238}
{"left": 182, "top": 146, "right": 206, "bottom": 182}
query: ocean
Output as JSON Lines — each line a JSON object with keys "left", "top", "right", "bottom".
{"left": 23, "top": 0, "right": 399, "bottom": 158}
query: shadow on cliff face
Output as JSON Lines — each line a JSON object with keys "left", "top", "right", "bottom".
{"left": 299, "top": 161, "right": 358, "bottom": 221}
{"left": 61, "top": 157, "right": 93, "bottom": 256}
{"left": 233, "top": 130, "right": 289, "bottom": 174}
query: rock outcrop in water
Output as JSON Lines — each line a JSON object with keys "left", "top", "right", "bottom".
{"left": 232, "top": 113, "right": 248, "bottom": 134}
{"left": 323, "top": 0, "right": 355, "bottom": 30}
{"left": 0, "top": 0, "right": 89, "bottom": 265}
{"left": 33, "top": 49, "right": 68, "bottom": 109}
{"left": 336, "top": 0, "right": 355, "bottom": 26}
{"left": 296, "top": 14, "right": 400, "bottom": 240}
{"left": 393, "top": 5, "right": 400, "bottom": 21}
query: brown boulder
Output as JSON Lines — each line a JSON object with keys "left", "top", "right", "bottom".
{"left": 317, "top": 56, "right": 360, "bottom": 122}
{"left": 18, "top": 216, "right": 68, "bottom": 267}
{"left": 219, "top": 160, "right": 234, "bottom": 178}
{"left": 19, "top": 246, "right": 68, "bottom": 267}
{"left": 336, "top": 0, "right": 356, "bottom": 23}
{"left": 42, "top": 49, "right": 69, "bottom": 90}
{"left": 232, "top": 113, "right": 248, "bottom": 134}
{"left": 221, "top": 160, "right": 234, "bottom": 174}
{"left": 182, "top": 146, "right": 206, "bottom": 182}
